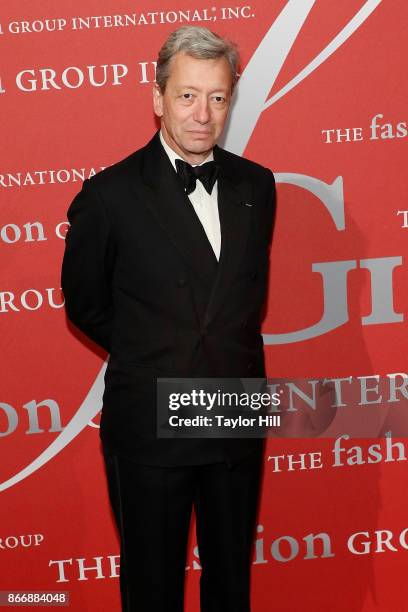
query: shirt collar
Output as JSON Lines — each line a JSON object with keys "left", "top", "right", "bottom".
{"left": 159, "top": 130, "right": 214, "bottom": 171}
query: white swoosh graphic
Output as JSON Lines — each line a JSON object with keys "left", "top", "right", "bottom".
{"left": 264, "top": 0, "right": 382, "bottom": 109}
{"left": 0, "top": 362, "right": 106, "bottom": 491}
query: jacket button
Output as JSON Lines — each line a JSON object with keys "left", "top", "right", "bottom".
{"left": 251, "top": 270, "right": 258, "bottom": 281}
{"left": 177, "top": 278, "right": 187, "bottom": 287}
{"left": 247, "top": 361, "right": 253, "bottom": 371}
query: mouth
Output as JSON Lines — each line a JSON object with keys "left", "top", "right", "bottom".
{"left": 188, "top": 130, "right": 212, "bottom": 136}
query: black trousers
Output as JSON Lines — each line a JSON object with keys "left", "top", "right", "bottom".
{"left": 103, "top": 447, "right": 263, "bottom": 612}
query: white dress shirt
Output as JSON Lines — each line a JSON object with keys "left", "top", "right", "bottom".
{"left": 160, "top": 131, "right": 221, "bottom": 260}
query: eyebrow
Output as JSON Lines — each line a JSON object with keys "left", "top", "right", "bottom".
{"left": 176, "top": 85, "right": 229, "bottom": 94}
{"left": 177, "top": 85, "right": 200, "bottom": 91}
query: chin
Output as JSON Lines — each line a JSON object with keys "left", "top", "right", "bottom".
{"left": 185, "top": 138, "right": 214, "bottom": 152}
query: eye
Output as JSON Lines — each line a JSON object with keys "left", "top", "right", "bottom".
{"left": 212, "top": 95, "right": 226, "bottom": 104}
{"left": 181, "top": 93, "right": 193, "bottom": 100}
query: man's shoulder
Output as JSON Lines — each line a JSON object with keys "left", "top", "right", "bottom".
{"left": 214, "top": 145, "right": 273, "bottom": 181}
{"left": 86, "top": 132, "right": 160, "bottom": 193}
{"left": 88, "top": 145, "right": 145, "bottom": 192}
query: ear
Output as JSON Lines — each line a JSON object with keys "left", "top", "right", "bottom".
{"left": 153, "top": 83, "right": 163, "bottom": 117}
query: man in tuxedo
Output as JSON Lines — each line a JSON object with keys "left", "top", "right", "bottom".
{"left": 62, "top": 25, "right": 275, "bottom": 612}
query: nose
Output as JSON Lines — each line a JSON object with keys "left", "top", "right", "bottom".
{"left": 193, "top": 97, "right": 210, "bottom": 124}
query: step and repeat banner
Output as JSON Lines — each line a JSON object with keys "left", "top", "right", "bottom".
{"left": 1, "top": 1, "right": 407, "bottom": 610}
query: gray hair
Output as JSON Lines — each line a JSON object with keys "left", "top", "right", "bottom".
{"left": 156, "top": 26, "right": 239, "bottom": 92}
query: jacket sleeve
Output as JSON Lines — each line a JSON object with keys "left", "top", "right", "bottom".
{"left": 61, "top": 179, "right": 116, "bottom": 353}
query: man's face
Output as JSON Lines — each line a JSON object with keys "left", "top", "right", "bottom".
{"left": 153, "top": 51, "right": 233, "bottom": 164}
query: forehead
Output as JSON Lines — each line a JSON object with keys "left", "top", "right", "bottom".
{"left": 166, "top": 52, "right": 232, "bottom": 91}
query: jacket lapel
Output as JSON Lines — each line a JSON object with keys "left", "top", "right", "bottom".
{"left": 135, "top": 133, "right": 253, "bottom": 325}
{"left": 203, "top": 146, "right": 253, "bottom": 325}
{"left": 137, "top": 132, "right": 218, "bottom": 290}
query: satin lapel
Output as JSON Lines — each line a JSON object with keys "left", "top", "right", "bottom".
{"left": 203, "top": 149, "right": 253, "bottom": 325}
{"left": 136, "top": 132, "right": 218, "bottom": 289}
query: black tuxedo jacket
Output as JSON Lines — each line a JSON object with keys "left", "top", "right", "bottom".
{"left": 62, "top": 131, "right": 275, "bottom": 466}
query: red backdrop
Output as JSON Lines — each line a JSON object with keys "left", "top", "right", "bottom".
{"left": 1, "top": 1, "right": 408, "bottom": 610}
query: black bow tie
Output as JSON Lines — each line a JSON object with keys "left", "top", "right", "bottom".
{"left": 175, "top": 158, "right": 219, "bottom": 196}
